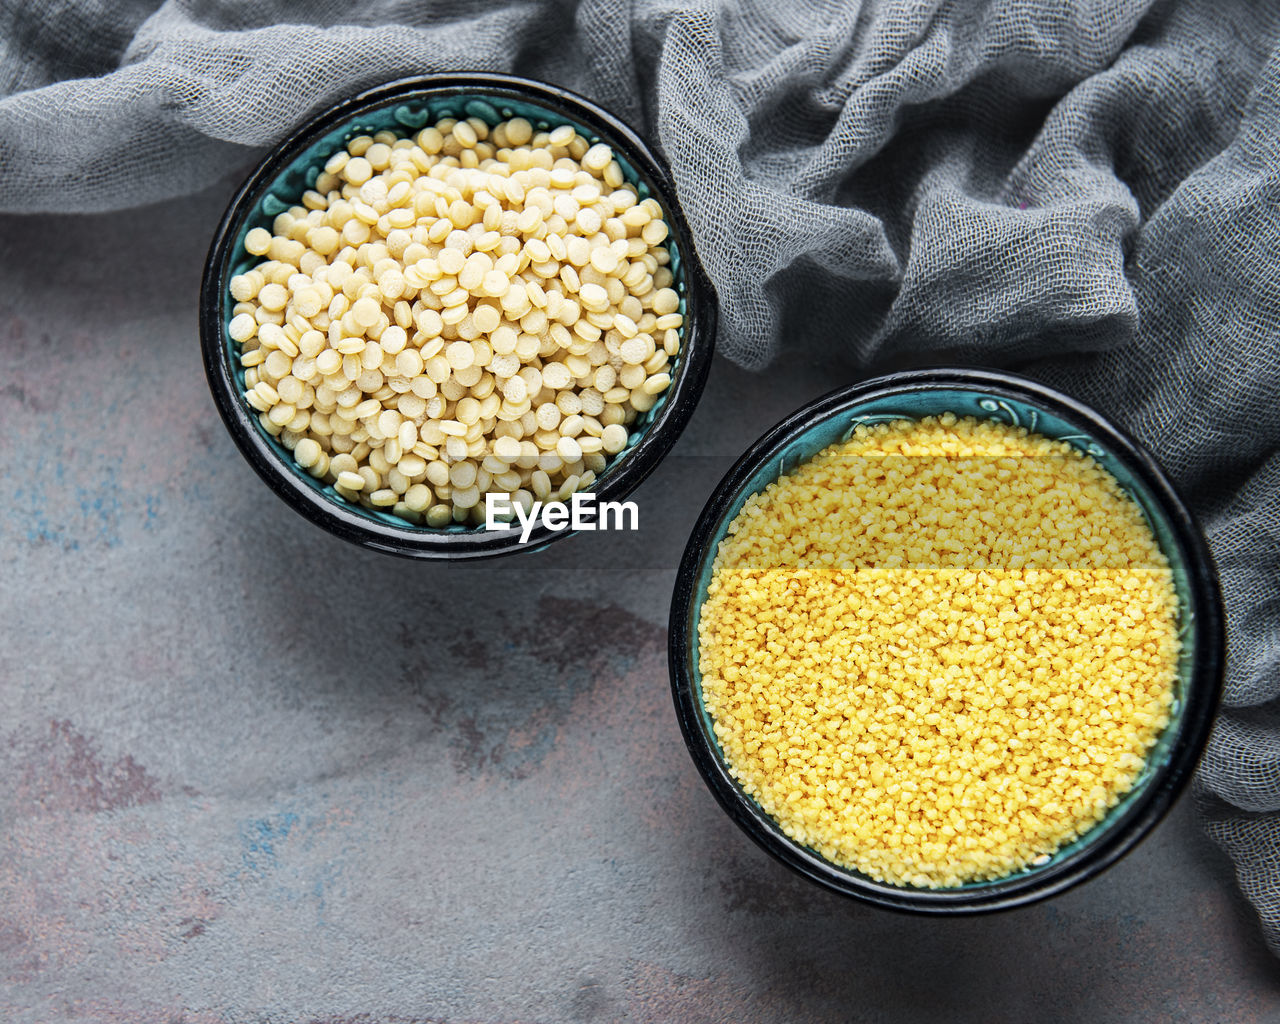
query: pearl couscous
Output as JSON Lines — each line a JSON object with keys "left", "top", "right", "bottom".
{"left": 697, "top": 414, "right": 1180, "bottom": 888}
{"left": 229, "top": 113, "right": 682, "bottom": 527}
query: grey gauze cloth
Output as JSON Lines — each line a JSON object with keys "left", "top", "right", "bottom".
{"left": 3, "top": 0, "right": 1278, "bottom": 950}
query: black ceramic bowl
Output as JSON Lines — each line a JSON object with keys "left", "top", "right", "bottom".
{"left": 669, "top": 368, "right": 1224, "bottom": 913}
{"left": 201, "top": 73, "right": 715, "bottom": 559}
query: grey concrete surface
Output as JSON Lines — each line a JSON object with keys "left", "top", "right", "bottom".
{"left": 1, "top": 177, "right": 1278, "bottom": 1024}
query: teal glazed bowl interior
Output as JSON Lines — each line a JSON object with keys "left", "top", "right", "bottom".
{"left": 200, "top": 73, "right": 715, "bottom": 559}
{"left": 668, "top": 367, "right": 1224, "bottom": 913}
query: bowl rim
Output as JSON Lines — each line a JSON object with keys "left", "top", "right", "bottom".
{"left": 668, "top": 366, "right": 1225, "bottom": 913}
{"left": 200, "top": 72, "right": 716, "bottom": 560}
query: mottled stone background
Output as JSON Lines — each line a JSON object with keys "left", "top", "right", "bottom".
{"left": 1, "top": 180, "right": 1278, "bottom": 1024}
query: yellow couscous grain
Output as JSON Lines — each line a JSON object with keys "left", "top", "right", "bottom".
{"left": 697, "top": 414, "right": 1179, "bottom": 888}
